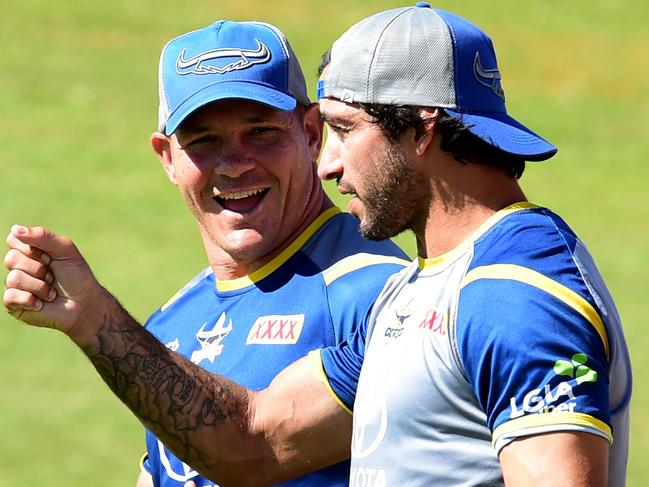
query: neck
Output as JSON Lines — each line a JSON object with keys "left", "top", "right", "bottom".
{"left": 415, "top": 161, "right": 526, "bottom": 259}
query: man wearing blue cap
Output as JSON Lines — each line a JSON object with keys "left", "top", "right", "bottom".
{"left": 4, "top": 4, "right": 630, "bottom": 486}
{"left": 140, "top": 18, "right": 411, "bottom": 487}
{"left": 5, "top": 18, "right": 408, "bottom": 487}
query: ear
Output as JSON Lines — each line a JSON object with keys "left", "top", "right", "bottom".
{"left": 413, "top": 107, "right": 440, "bottom": 156}
{"left": 301, "top": 104, "right": 324, "bottom": 164}
{"left": 150, "top": 131, "right": 177, "bottom": 185}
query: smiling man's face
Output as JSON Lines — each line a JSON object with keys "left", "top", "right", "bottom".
{"left": 153, "top": 99, "right": 323, "bottom": 271}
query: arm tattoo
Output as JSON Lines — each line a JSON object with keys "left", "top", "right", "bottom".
{"left": 80, "top": 294, "right": 251, "bottom": 474}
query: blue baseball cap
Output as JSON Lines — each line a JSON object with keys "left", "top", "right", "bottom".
{"left": 319, "top": 3, "right": 557, "bottom": 161}
{"left": 157, "top": 20, "right": 310, "bottom": 135}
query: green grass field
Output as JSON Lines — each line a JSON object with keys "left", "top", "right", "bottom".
{"left": 1, "top": 0, "right": 647, "bottom": 484}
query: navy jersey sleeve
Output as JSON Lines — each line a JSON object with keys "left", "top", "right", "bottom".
{"left": 455, "top": 273, "right": 611, "bottom": 452}
{"left": 316, "top": 311, "right": 369, "bottom": 412}
{"left": 324, "top": 256, "right": 406, "bottom": 343}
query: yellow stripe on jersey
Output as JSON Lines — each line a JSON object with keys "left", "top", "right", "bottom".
{"left": 160, "top": 289, "right": 184, "bottom": 312}
{"left": 461, "top": 264, "right": 610, "bottom": 359}
{"left": 323, "top": 253, "right": 409, "bottom": 285}
{"left": 160, "top": 267, "right": 213, "bottom": 312}
{"left": 139, "top": 452, "right": 150, "bottom": 474}
{"left": 418, "top": 202, "right": 538, "bottom": 271}
{"left": 307, "top": 350, "right": 353, "bottom": 415}
{"left": 216, "top": 207, "right": 341, "bottom": 292}
{"left": 492, "top": 412, "right": 613, "bottom": 447}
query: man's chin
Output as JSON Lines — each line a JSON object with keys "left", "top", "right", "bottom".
{"left": 359, "top": 214, "right": 410, "bottom": 242}
{"left": 202, "top": 224, "right": 266, "bottom": 254}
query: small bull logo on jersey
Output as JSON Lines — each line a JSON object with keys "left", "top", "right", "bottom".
{"left": 191, "top": 312, "right": 233, "bottom": 365}
{"left": 473, "top": 52, "right": 505, "bottom": 101}
{"left": 176, "top": 39, "right": 271, "bottom": 75}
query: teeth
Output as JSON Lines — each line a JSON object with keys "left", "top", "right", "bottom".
{"left": 215, "top": 188, "right": 265, "bottom": 200}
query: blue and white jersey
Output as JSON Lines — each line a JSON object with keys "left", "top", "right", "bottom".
{"left": 142, "top": 207, "right": 409, "bottom": 487}
{"left": 318, "top": 202, "right": 631, "bottom": 486}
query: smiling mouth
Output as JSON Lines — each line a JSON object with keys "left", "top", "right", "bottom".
{"left": 213, "top": 187, "right": 269, "bottom": 213}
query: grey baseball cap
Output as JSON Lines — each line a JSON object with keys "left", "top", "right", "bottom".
{"left": 318, "top": 2, "right": 557, "bottom": 161}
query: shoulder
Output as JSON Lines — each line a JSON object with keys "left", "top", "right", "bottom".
{"left": 470, "top": 206, "right": 580, "bottom": 273}
{"left": 306, "top": 211, "right": 410, "bottom": 279}
{"left": 319, "top": 213, "right": 410, "bottom": 298}
{"left": 463, "top": 207, "right": 602, "bottom": 319}
{"left": 145, "top": 266, "right": 214, "bottom": 328}
{"left": 458, "top": 206, "right": 609, "bottom": 354}
{"left": 453, "top": 207, "right": 615, "bottom": 438}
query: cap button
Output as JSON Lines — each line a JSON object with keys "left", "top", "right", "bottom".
{"left": 415, "top": 2, "right": 431, "bottom": 7}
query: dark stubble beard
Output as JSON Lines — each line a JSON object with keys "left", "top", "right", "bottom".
{"left": 359, "top": 140, "right": 431, "bottom": 241}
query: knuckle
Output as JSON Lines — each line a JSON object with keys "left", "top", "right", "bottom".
{"left": 5, "top": 269, "right": 21, "bottom": 288}
{"left": 3, "top": 287, "right": 19, "bottom": 306}
{"left": 3, "top": 249, "right": 16, "bottom": 268}
{"left": 60, "top": 235, "right": 73, "bottom": 249}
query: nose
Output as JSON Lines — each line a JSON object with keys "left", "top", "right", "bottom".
{"left": 317, "top": 136, "right": 343, "bottom": 182}
{"left": 215, "top": 138, "right": 256, "bottom": 178}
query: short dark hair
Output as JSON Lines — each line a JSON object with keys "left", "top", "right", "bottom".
{"left": 359, "top": 103, "right": 526, "bottom": 179}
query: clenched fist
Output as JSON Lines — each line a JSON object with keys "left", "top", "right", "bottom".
{"left": 4, "top": 225, "right": 109, "bottom": 345}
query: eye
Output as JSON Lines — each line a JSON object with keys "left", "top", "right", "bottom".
{"left": 180, "top": 136, "right": 222, "bottom": 157}
{"left": 182, "top": 135, "right": 219, "bottom": 147}
{"left": 247, "top": 125, "right": 287, "bottom": 145}
{"left": 249, "top": 126, "right": 279, "bottom": 137}
{"left": 326, "top": 123, "right": 351, "bottom": 140}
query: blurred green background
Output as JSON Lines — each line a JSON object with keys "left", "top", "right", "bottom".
{"left": 1, "top": 0, "right": 647, "bottom": 484}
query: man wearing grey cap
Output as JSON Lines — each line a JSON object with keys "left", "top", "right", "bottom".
{"left": 4, "top": 4, "right": 630, "bottom": 486}
{"left": 314, "top": 3, "right": 630, "bottom": 485}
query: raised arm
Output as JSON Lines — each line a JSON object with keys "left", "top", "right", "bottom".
{"left": 3, "top": 226, "right": 351, "bottom": 486}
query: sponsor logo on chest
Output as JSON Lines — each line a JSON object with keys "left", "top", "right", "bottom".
{"left": 246, "top": 314, "right": 305, "bottom": 345}
{"left": 381, "top": 305, "right": 448, "bottom": 344}
{"left": 417, "top": 307, "right": 447, "bottom": 336}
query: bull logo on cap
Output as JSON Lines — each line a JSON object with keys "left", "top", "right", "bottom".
{"left": 473, "top": 52, "right": 505, "bottom": 101}
{"left": 176, "top": 39, "right": 271, "bottom": 75}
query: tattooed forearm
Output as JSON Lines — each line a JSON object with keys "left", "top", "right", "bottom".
{"left": 80, "top": 294, "right": 256, "bottom": 479}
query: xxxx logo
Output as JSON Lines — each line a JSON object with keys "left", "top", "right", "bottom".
{"left": 246, "top": 314, "right": 304, "bottom": 345}
{"left": 553, "top": 353, "right": 598, "bottom": 385}
{"left": 418, "top": 308, "right": 446, "bottom": 336}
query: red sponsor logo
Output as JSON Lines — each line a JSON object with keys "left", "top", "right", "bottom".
{"left": 246, "top": 314, "right": 304, "bottom": 345}
{"left": 418, "top": 308, "right": 446, "bottom": 335}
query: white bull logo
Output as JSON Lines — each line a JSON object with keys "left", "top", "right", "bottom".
{"left": 176, "top": 39, "right": 271, "bottom": 75}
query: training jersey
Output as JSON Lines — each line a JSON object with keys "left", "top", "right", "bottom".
{"left": 318, "top": 202, "right": 632, "bottom": 486}
{"left": 141, "top": 207, "right": 408, "bottom": 487}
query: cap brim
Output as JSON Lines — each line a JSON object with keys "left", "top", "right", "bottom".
{"left": 164, "top": 81, "right": 297, "bottom": 135}
{"left": 445, "top": 109, "right": 557, "bottom": 161}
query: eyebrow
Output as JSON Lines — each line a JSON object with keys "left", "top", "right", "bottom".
{"left": 175, "top": 125, "right": 209, "bottom": 141}
{"left": 178, "top": 112, "right": 287, "bottom": 137}
{"left": 319, "top": 112, "right": 352, "bottom": 127}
